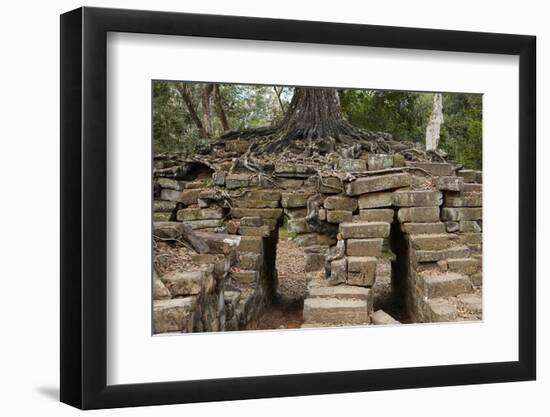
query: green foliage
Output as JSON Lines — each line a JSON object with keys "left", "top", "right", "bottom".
{"left": 439, "top": 94, "right": 483, "bottom": 170}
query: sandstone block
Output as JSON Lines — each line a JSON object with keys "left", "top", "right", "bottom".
{"left": 239, "top": 225, "right": 271, "bottom": 237}
{"left": 318, "top": 176, "right": 343, "bottom": 193}
{"left": 442, "top": 207, "right": 482, "bottom": 221}
{"left": 401, "top": 222, "right": 446, "bottom": 235}
{"left": 358, "top": 191, "right": 394, "bottom": 209}
{"left": 457, "top": 294, "right": 482, "bottom": 315}
{"left": 153, "top": 200, "right": 178, "bottom": 212}
{"left": 328, "top": 258, "right": 347, "bottom": 285}
{"left": 457, "top": 169, "right": 477, "bottom": 183}
{"left": 182, "top": 219, "right": 224, "bottom": 230}
{"left": 393, "top": 190, "right": 442, "bottom": 207}
{"left": 346, "top": 238, "right": 384, "bottom": 257}
{"left": 438, "top": 176, "right": 464, "bottom": 192}
{"left": 281, "top": 192, "right": 313, "bottom": 208}
{"left": 324, "top": 196, "right": 358, "bottom": 211}
{"left": 275, "top": 162, "right": 316, "bottom": 178}
{"left": 157, "top": 178, "right": 187, "bottom": 191}
{"left": 309, "top": 285, "right": 371, "bottom": 300}
{"left": 410, "top": 234, "right": 451, "bottom": 251}
{"left": 225, "top": 173, "right": 250, "bottom": 189}
{"left": 284, "top": 208, "right": 307, "bottom": 219}
{"left": 447, "top": 258, "right": 479, "bottom": 275}
{"left": 239, "top": 216, "right": 263, "bottom": 227}
{"left": 425, "top": 298, "right": 458, "bottom": 322}
{"left": 212, "top": 171, "right": 226, "bottom": 185}
{"left": 231, "top": 207, "right": 283, "bottom": 219}
{"left": 233, "top": 199, "right": 279, "bottom": 208}
{"left": 161, "top": 269, "right": 214, "bottom": 296}
{"left": 237, "top": 252, "right": 261, "bottom": 270}
{"left": 367, "top": 154, "right": 393, "bottom": 171}
{"left": 459, "top": 220, "right": 482, "bottom": 233}
{"left": 397, "top": 207, "right": 440, "bottom": 223}
{"left": 418, "top": 271, "right": 473, "bottom": 298}
{"left": 405, "top": 162, "right": 454, "bottom": 176}
{"left": 357, "top": 209, "right": 394, "bottom": 223}
{"left": 415, "top": 246, "right": 471, "bottom": 263}
{"left": 153, "top": 298, "right": 196, "bottom": 333}
{"left": 471, "top": 271, "right": 483, "bottom": 287}
{"left": 295, "top": 233, "right": 336, "bottom": 247}
{"left": 444, "top": 192, "right": 482, "bottom": 207}
{"left": 327, "top": 210, "right": 353, "bottom": 223}
{"left": 153, "top": 222, "right": 184, "bottom": 240}
{"left": 288, "top": 218, "right": 314, "bottom": 234}
{"left": 338, "top": 158, "right": 367, "bottom": 172}
{"left": 238, "top": 236, "right": 264, "bottom": 254}
{"left": 302, "top": 297, "right": 369, "bottom": 325}
{"left": 393, "top": 153, "right": 405, "bottom": 167}
{"left": 445, "top": 221, "right": 460, "bottom": 233}
{"left": 160, "top": 188, "right": 201, "bottom": 205}
{"left": 153, "top": 278, "right": 171, "bottom": 300}
{"left": 339, "top": 221, "right": 390, "bottom": 239}
{"left": 238, "top": 189, "right": 281, "bottom": 201}
{"left": 345, "top": 173, "right": 411, "bottom": 196}
{"left": 304, "top": 246, "right": 327, "bottom": 272}
{"left": 177, "top": 207, "right": 224, "bottom": 221}
{"left": 370, "top": 309, "right": 401, "bottom": 325}
{"left": 463, "top": 183, "right": 483, "bottom": 193}
{"left": 231, "top": 270, "right": 258, "bottom": 285}
{"left": 347, "top": 256, "right": 377, "bottom": 287}
{"left": 276, "top": 178, "right": 304, "bottom": 189}
{"left": 458, "top": 233, "right": 482, "bottom": 246}
{"left": 154, "top": 212, "right": 172, "bottom": 222}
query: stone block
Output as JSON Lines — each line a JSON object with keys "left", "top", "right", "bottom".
{"left": 339, "top": 221, "right": 390, "bottom": 239}
{"left": 153, "top": 212, "right": 172, "bottom": 222}
{"left": 327, "top": 210, "right": 353, "bottom": 223}
{"left": 281, "top": 192, "right": 314, "bottom": 208}
{"left": 287, "top": 218, "right": 313, "bottom": 234}
{"left": 182, "top": 219, "right": 224, "bottom": 230}
{"left": 239, "top": 216, "right": 263, "bottom": 227}
{"left": 309, "top": 285, "right": 372, "bottom": 300}
{"left": 393, "top": 153, "right": 405, "bottom": 167}
{"left": 318, "top": 208, "right": 326, "bottom": 221}
{"left": 238, "top": 189, "right": 281, "bottom": 201}
{"left": 238, "top": 236, "right": 264, "bottom": 254}
{"left": 444, "top": 192, "right": 482, "bottom": 207}
{"left": 475, "top": 171, "right": 483, "bottom": 183}
{"left": 397, "top": 207, "right": 440, "bottom": 223}
{"left": 445, "top": 221, "right": 460, "bottom": 233}
{"left": 357, "top": 209, "right": 394, "bottom": 223}
{"left": 393, "top": 190, "right": 443, "bottom": 207}
{"left": 225, "top": 173, "right": 251, "bottom": 189}
{"left": 153, "top": 200, "right": 178, "bottom": 212}
{"left": 328, "top": 258, "right": 347, "bottom": 285}
{"left": 370, "top": 309, "right": 401, "bottom": 325}
{"left": 318, "top": 176, "right": 343, "bottom": 193}
{"left": 176, "top": 207, "right": 224, "bottom": 221}
{"left": 425, "top": 298, "right": 458, "bottom": 322}
{"left": 274, "top": 162, "right": 316, "bottom": 178}
{"left": 153, "top": 298, "right": 196, "bottom": 333}
{"left": 405, "top": 162, "right": 454, "bottom": 176}
{"left": 295, "top": 233, "right": 336, "bottom": 247}
{"left": 457, "top": 294, "right": 482, "bottom": 315}
{"left": 302, "top": 297, "right": 369, "bottom": 325}
{"left": 239, "top": 225, "right": 271, "bottom": 237}
{"left": 367, "top": 154, "right": 393, "bottom": 171}
{"left": 456, "top": 169, "right": 477, "bottom": 183}
{"left": 276, "top": 178, "right": 305, "bottom": 189}
{"left": 401, "top": 222, "right": 446, "bottom": 235}
{"left": 441, "top": 207, "right": 482, "bottom": 221}
{"left": 347, "top": 256, "right": 377, "bottom": 287}
{"left": 458, "top": 233, "right": 482, "bottom": 246}
{"left": 358, "top": 191, "right": 394, "bottom": 209}
{"left": 463, "top": 183, "right": 482, "bottom": 193}
{"left": 161, "top": 270, "right": 214, "bottom": 297}
{"left": 417, "top": 271, "right": 473, "bottom": 298}
{"left": 160, "top": 188, "right": 201, "bottom": 205}
{"left": 304, "top": 246, "right": 327, "bottom": 272}
{"left": 459, "top": 220, "right": 482, "bottom": 233}
{"left": 415, "top": 246, "right": 471, "bottom": 263}
{"left": 212, "top": 171, "right": 226, "bottom": 185}
{"left": 153, "top": 278, "right": 171, "bottom": 300}
{"left": 438, "top": 176, "right": 464, "bottom": 192}
{"left": 157, "top": 178, "right": 186, "bottom": 191}
{"left": 231, "top": 270, "right": 258, "bottom": 285}
{"left": 233, "top": 199, "right": 279, "bottom": 208}
{"left": 410, "top": 234, "right": 451, "bottom": 251}
{"left": 346, "top": 238, "right": 384, "bottom": 257}
{"left": 447, "top": 258, "right": 479, "bottom": 275}
{"left": 324, "top": 196, "right": 358, "bottom": 211}
{"left": 471, "top": 271, "right": 483, "bottom": 287}
{"left": 153, "top": 222, "right": 184, "bottom": 240}
{"left": 345, "top": 173, "right": 411, "bottom": 196}
{"left": 284, "top": 208, "right": 307, "bottom": 219}
{"left": 225, "top": 220, "right": 240, "bottom": 234}
{"left": 237, "top": 252, "right": 261, "bottom": 270}
{"left": 231, "top": 207, "right": 283, "bottom": 219}
{"left": 225, "top": 139, "right": 250, "bottom": 153}
{"left": 338, "top": 158, "right": 367, "bottom": 172}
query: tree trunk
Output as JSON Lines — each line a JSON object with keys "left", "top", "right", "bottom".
{"left": 201, "top": 84, "right": 214, "bottom": 137}
{"left": 176, "top": 83, "right": 210, "bottom": 139}
{"left": 426, "top": 93, "right": 444, "bottom": 151}
{"left": 213, "top": 85, "right": 229, "bottom": 133}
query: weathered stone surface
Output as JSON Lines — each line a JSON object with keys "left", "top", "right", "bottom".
{"left": 304, "top": 246, "right": 327, "bottom": 272}
{"left": 275, "top": 162, "right": 316, "bottom": 178}
{"left": 456, "top": 169, "right": 477, "bottom": 183}
{"left": 302, "top": 297, "right": 369, "bottom": 325}
{"left": 463, "top": 183, "right": 482, "bottom": 193}
{"left": 231, "top": 207, "right": 283, "bottom": 219}
{"left": 338, "top": 158, "right": 367, "bottom": 172}
{"left": 182, "top": 219, "right": 224, "bottom": 230}
{"left": 157, "top": 178, "right": 186, "bottom": 191}
{"left": 239, "top": 216, "right": 263, "bottom": 227}
{"left": 324, "top": 196, "right": 358, "bottom": 211}
{"left": 328, "top": 258, "right": 347, "bottom": 285}
{"left": 237, "top": 252, "right": 261, "bottom": 270}
{"left": 233, "top": 199, "right": 279, "bottom": 208}
{"left": 444, "top": 192, "right": 482, "bottom": 207}
{"left": 276, "top": 178, "right": 304, "bottom": 189}
{"left": 475, "top": 171, "right": 483, "bottom": 183}
{"left": 318, "top": 176, "right": 343, "bottom": 194}
{"left": 225, "top": 220, "right": 239, "bottom": 234}
{"left": 405, "top": 162, "right": 454, "bottom": 176}
{"left": 447, "top": 258, "right": 479, "bottom": 275}
{"left": 393, "top": 153, "right": 405, "bottom": 167}
{"left": 347, "top": 256, "right": 377, "bottom": 287}
{"left": 415, "top": 246, "right": 471, "bottom": 263}
{"left": 401, "top": 222, "right": 446, "bottom": 235}
{"left": 160, "top": 188, "right": 202, "bottom": 205}
{"left": 239, "top": 225, "right": 270, "bottom": 237}
{"left": 154, "top": 212, "right": 173, "bottom": 222}
{"left": 457, "top": 294, "right": 482, "bottom": 315}
{"left": 445, "top": 221, "right": 460, "bottom": 233}
{"left": 153, "top": 278, "right": 171, "bottom": 300}
{"left": 358, "top": 191, "right": 394, "bottom": 209}
{"left": 237, "top": 189, "right": 281, "bottom": 201}
{"left": 393, "top": 190, "right": 442, "bottom": 207}
{"left": 441, "top": 207, "right": 482, "bottom": 221}
{"left": 425, "top": 298, "right": 458, "bottom": 322}
{"left": 309, "top": 285, "right": 371, "bottom": 300}
{"left": 339, "top": 221, "right": 390, "bottom": 239}
{"left": 471, "top": 271, "right": 483, "bottom": 287}
{"left": 397, "top": 207, "right": 440, "bottom": 223}
{"left": 238, "top": 236, "right": 264, "bottom": 254}
{"left": 225, "top": 173, "right": 251, "bottom": 189}
{"left": 154, "top": 200, "right": 178, "bottom": 212}
{"left": 153, "top": 298, "right": 196, "bottom": 333}
{"left": 458, "top": 233, "right": 482, "bottom": 246}
{"left": 459, "top": 220, "right": 482, "bottom": 232}
{"left": 212, "top": 171, "right": 225, "bottom": 185}
{"left": 231, "top": 270, "right": 258, "bottom": 285}
{"left": 367, "top": 154, "right": 393, "bottom": 171}
{"left": 371, "top": 309, "right": 401, "bottom": 325}
{"left": 295, "top": 233, "right": 336, "bottom": 247}
{"left": 225, "top": 139, "right": 250, "bottom": 153}
{"left": 161, "top": 269, "right": 214, "bottom": 296}
{"left": 284, "top": 208, "right": 307, "bottom": 219}
{"left": 410, "top": 234, "right": 451, "bottom": 251}
{"left": 177, "top": 207, "right": 224, "bottom": 221}
{"left": 438, "top": 176, "right": 464, "bottom": 192}
{"left": 288, "top": 218, "right": 314, "bottom": 234}
{"left": 281, "top": 192, "right": 314, "bottom": 208}
{"left": 318, "top": 208, "right": 326, "bottom": 221}
{"left": 346, "top": 238, "right": 384, "bottom": 257}
{"left": 153, "top": 222, "right": 184, "bottom": 240}
{"left": 326, "top": 210, "right": 353, "bottom": 223}
{"left": 345, "top": 173, "right": 411, "bottom": 196}
{"left": 418, "top": 271, "right": 472, "bottom": 298}
{"left": 357, "top": 209, "right": 394, "bottom": 223}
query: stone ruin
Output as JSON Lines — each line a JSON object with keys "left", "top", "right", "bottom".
{"left": 152, "top": 139, "right": 483, "bottom": 334}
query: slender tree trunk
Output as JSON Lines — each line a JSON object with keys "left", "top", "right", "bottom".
{"left": 213, "top": 85, "right": 229, "bottom": 133}
{"left": 175, "top": 83, "right": 209, "bottom": 139}
{"left": 201, "top": 84, "right": 214, "bottom": 137}
{"left": 426, "top": 93, "right": 444, "bottom": 151}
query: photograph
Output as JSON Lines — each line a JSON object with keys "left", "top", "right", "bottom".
{"left": 152, "top": 81, "right": 483, "bottom": 334}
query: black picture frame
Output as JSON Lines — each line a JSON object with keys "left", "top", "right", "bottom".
{"left": 60, "top": 6, "right": 536, "bottom": 410}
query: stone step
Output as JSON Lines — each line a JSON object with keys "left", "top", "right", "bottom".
{"left": 308, "top": 285, "right": 372, "bottom": 301}
{"left": 415, "top": 245, "right": 471, "bottom": 263}
{"left": 456, "top": 293, "right": 483, "bottom": 315}
{"left": 409, "top": 233, "right": 454, "bottom": 251}
{"left": 401, "top": 222, "right": 446, "bottom": 235}
{"left": 425, "top": 298, "right": 459, "bottom": 322}
{"left": 417, "top": 271, "right": 473, "bottom": 298}
{"left": 370, "top": 309, "right": 401, "bottom": 325}
{"left": 302, "top": 297, "right": 370, "bottom": 325}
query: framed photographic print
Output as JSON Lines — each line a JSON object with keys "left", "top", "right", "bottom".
{"left": 60, "top": 6, "right": 536, "bottom": 409}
